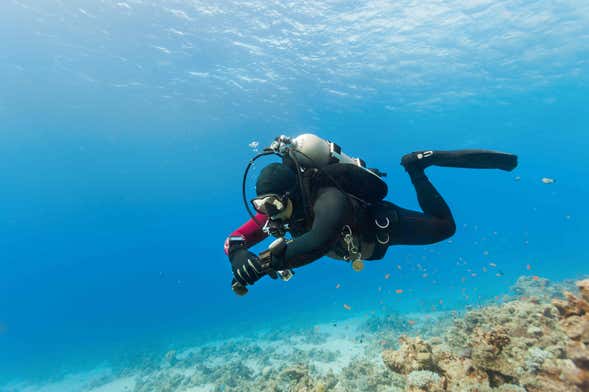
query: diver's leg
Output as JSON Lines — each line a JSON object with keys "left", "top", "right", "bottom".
{"left": 388, "top": 206, "right": 456, "bottom": 245}
{"left": 401, "top": 149, "right": 518, "bottom": 172}
{"left": 409, "top": 170, "right": 453, "bottom": 220}
{"left": 387, "top": 169, "right": 456, "bottom": 245}
{"left": 382, "top": 161, "right": 456, "bottom": 245}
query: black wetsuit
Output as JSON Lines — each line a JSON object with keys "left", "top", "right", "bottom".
{"left": 277, "top": 170, "right": 456, "bottom": 270}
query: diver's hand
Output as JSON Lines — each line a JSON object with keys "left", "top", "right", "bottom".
{"left": 230, "top": 249, "right": 265, "bottom": 286}
{"left": 231, "top": 278, "right": 248, "bottom": 296}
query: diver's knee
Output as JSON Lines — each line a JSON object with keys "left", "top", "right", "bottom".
{"left": 439, "top": 220, "right": 456, "bottom": 240}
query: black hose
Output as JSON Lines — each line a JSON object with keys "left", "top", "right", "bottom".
{"left": 242, "top": 150, "right": 278, "bottom": 228}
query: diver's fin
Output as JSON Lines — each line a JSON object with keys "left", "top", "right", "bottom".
{"left": 402, "top": 150, "right": 518, "bottom": 172}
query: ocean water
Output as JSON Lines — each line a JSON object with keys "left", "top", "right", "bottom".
{"left": 0, "top": 0, "right": 588, "bottom": 390}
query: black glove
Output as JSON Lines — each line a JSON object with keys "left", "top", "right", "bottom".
{"left": 230, "top": 249, "right": 265, "bottom": 286}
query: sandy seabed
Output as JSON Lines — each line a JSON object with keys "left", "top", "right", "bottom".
{"left": 4, "top": 276, "right": 589, "bottom": 392}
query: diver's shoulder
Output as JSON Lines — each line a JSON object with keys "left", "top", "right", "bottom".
{"left": 314, "top": 186, "right": 349, "bottom": 203}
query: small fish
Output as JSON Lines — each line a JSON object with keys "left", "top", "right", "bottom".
{"left": 439, "top": 299, "right": 444, "bottom": 305}
{"left": 483, "top": 250, "right": 489, "bottom": 256}
{"left": 514, "top": 176, "right": 521, "bottom": 181}
{"left": 384, "top": 273, "right": 391, "bottom": 279}
{"left": 248, "top": 141, "right": 259, "bottom": 149}
{"left": 407, "top": 320, "right": 415, "bottom": 326}
{"left": 526, "top": 264, "right": 532, "bottom": 271}
{"left": 489, "top": 262, "right": 497, "bottom": 267}
{"left": 378, "top": 286, "right": 382, "bottom": 292}
{"left": 343, "top": 304, "right": 351, "bottom": 310}
{"left": 471, "top": 273, "right": 477, "bottom": 278}
{"left": 496, "top": 271, "right": 504, "bottom": 277}
{"left": 395, "top": 289, "right": 404, "bottom": 294}
{"left": 541, "top": 177, "right": 555, "bottom": 184}
{"left": 335, "top": 283, "right": 341, "bottom": 289}
{"left": 532, "top": 275, "right": 540, "bottom": 281}
{"left": 396, "top": 265, "right": 402, "bottom": 270}
{"left": 422, "top": 273, "right": 428, "bottom": 279}
{"left": 482, "top": 267, "right": 488, "bottom": 273}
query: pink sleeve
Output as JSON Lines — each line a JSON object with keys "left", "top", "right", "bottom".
{"left": 224, "top": 213, "right": 269, "bottom": 255}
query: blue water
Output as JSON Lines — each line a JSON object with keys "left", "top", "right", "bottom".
{"left": 1, "top": 0, "right": 588, "bottom": 384}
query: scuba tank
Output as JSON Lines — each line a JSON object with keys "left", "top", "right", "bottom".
{"left": 290, "top": 133, "right": 367, "bottom": 168}
{"left": 272, "top": 134, "right": 388, "bottom": 204}
{"left": 273, "top": 134, "right": 385, "bottom": 176}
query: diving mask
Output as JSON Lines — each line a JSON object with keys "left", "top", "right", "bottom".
{"left": 251, "top": 193, "right": 290, "bottom": 216}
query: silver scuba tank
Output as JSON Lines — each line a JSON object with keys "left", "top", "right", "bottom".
{"left": 269, "top": 133, "right": 385, "bottom": 185}
{"left": 291, "top": 133, "right": 367, "bottom": 169}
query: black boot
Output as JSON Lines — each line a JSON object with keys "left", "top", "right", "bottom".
{"left": 401, "top": 149, "right": 518, "bottom": 173}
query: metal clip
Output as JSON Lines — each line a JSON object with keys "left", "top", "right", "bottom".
{"left": 375, "top": 217, "right": 390, "bottom": 229}
{"left": 342, "top": 225, "right": 362, "bottom": 263}
{"left": 374, "top": 216, "right": 390, "bottom": 245}
{"left": 376, "top": 232, "right": 390, "bottom": 245}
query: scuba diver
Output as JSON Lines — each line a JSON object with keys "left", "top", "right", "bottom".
{"left": 224, "top": 134, "right": 518, "bottom": 295}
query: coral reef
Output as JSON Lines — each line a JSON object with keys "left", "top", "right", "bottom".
{"left": 508, "top": 276, "right": 575, "bottom": 302}
{"left": 406, "top": 370, "right": 444, "bottom": 392}
{"left": 381, "top": 279, "right": 589, "bottom": 392}
{"left": 382, "top": 336, "right": 436, "bottom": 374}
{"left": 22, "top": 276, "right": 586, "bottom": 392}
{"left": 552, "top": 279, "right": 589, "bottom": 389}
{"left": 129, "top": 323, "right": 405, "bottom": 392}
{"left": 335, "top": 359, "right": 404, "bottom": 391}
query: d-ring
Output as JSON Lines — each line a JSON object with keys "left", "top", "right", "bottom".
{"left": 376, "top": 232, "right": 390, "bottom": 245}
{"left": 375, "top": 217, "right": 390, "bottom": 229}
